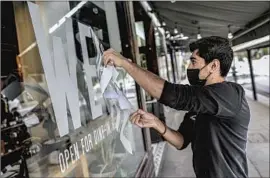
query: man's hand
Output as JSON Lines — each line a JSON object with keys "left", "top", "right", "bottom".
{"left": 130, "top": 109, "right": 166, "bottom": 134}
{"left": 103, "top": 48, "right": 129, "bottom": 67}
{"left": 130, "top": 109, "right": 185, "bottom": 150}
{"left": 104, "top": 48, "right": 165, "bottom": 100}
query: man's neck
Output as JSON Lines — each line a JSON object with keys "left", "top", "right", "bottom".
{"left": 205, "top": 76, "right": 225, "bottom": 86}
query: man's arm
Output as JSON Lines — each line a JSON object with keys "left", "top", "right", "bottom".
{"left": 103, "top": 49, "right": 238, "bottom": 116}
{"left": 159, "top": 81, "right": 242, "bottom": 117}
{"left": 103, "top": 49, "right": 165, "bottom": 99}
{"left": 155, "top": 112, "right": 195, "bottom": 150}
{"left": 130, "top": 109, "right": 187, "bottom": 150}
{"left": 122, "top": 60, "right": 165, "bottom": 99}
{"left": 157, "top": 123, "right": 185, "bottom": 149}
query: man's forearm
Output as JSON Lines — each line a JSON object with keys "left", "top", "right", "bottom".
{"left": 122, "top": 60, "right": 165, "bottom": 99}
{"left": 155, "top": 121, "right": 184, "bottom": 149}
{"left": 166, "top": 129, "right": 184, "bottom": 149}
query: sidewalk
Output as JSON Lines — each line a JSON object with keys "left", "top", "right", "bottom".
{"left": 159, "top": 97, "right": 269, "bottom": 177}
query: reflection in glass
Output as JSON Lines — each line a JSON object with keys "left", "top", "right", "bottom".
{"left": 1, "top": 1, "right": 145, "bottom": 178}
{"left": 135, "top": 21, "right": 146, "bottom": 47}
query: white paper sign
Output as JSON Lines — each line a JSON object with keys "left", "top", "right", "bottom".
{"left": 115, "top": 108, "right": 121, "bottom": 131}
{"left": 104, "top": 89, "right": 119, "bottom": 99}
{"left": 118, "top": 93, "right": 133, "bottom": 110}
{"left": 100, "top": 66, "right": 114, "bottom": 94}
{"left": 120, "top": 110, "right": 133, "bottom": 154}
{"left": 112, "top": 68, "right": 119, "bottom": 82}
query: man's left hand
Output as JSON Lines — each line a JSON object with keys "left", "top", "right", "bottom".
{"left": 103, "top": 48, "right": 128, "bottom": 67}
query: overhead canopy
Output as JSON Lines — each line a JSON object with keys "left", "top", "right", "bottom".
{"left": 151, "top": 1, "right": 270, "bottom": 48}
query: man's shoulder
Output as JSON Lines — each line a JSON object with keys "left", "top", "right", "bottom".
{"left": 226, "top": 81, "right": 244, "bottom": 89}
{"left": 205, "top": 81, "right": 244, "bottom": 95}
{"left": 203, "top": 81, "right": 246, "bottom": 109}
{"left": 225, "top": 81, "right": 245, "bottom": 97}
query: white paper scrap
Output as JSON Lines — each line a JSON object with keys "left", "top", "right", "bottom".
{"left": 118, "top": 93, "right": 132, "bottom": 110}
{"left": 112, "top": 68, "right": 119, "bottom": 82}
{"left": 100, "top": 66, "right": 113, "bottom": 94}
{"left": 115, "top": 108, "right": 121, "bottom": 131}
{"left": 120, "top": 110, "right": 133, "bottom": 154}
{"left": 103, "top": 89, "right": 119, "bottom": 99}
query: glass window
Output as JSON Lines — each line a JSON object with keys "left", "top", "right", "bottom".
{"left": 155, "top": 33, "right": 169, "bottom": 81}
{"left": 166, "top": 54, "right": 174, "bottom": 82}
{"left": 1, "top": 1, "right": 145, "bottom": 177}
{"left": 135, "top": 21, "right": 146, "bottom": 47}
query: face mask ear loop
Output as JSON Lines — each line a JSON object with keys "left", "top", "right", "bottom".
{"left": 200, "top": 63, "right": 212, "bottom": 81}
{"left": 200, "top": 64, "right": 208, "bottom": 71}
{"left": 205, "top": 72, "right": 212, "bottom": 81}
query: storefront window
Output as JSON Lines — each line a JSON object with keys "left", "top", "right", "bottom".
{"left": 135, "top": 21, "right": 146, "bottom": 47}
{"left": 1, "top": 1, "right": 145, "bottom": 177}
{"left": 174, "top": 51, "right": 182, "bottom": 82}
{"left": 166, "top": 53, "right": 174, "bottom": 82}
{"left": 155, "top": 33, "right": 169, "bottom": 81}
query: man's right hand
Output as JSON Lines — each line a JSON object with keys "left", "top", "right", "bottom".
{"left": 103, "top": 48, "right": 129, "bottom": 67}
{"left": 130, "top": 109, "right": 166, "bottom": 134}
{"left": 130, "top": 110, "right": 185, "bottom": 150}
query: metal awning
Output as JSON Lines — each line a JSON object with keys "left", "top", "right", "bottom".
{"left": 232, "top": 35, "right": 270, "bottom": 52}
{"left": 151, "top": 1, "right": 270, "bottom": 47}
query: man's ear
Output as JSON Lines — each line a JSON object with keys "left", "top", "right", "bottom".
{"left": 211, "top": 59, "right": 220, "bottom": 72}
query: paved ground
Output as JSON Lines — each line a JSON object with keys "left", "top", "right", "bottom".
{"left": 159, "top": 93, "right": 269, "bottom": 177}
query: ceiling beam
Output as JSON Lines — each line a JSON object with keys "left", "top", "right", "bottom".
{"left": 156, "top": 6, "right": 243, "bottom": 25}
{"left": 232, "top": 17, "right": 270, "bottom": 40}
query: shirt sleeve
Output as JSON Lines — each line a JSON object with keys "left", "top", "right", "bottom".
{"left": 159, "top": 81, "right": 242, "bottom": 117}
{"left": 177, "top": 112, "right": 196, "bottom": 150}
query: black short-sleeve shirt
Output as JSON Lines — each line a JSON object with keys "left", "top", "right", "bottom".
{"left": 159, "top": 81, "right": 250, "bottom": 178}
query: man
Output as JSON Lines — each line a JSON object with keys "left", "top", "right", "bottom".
{"left": 103, "top": 36, "right": 250, "bottom": 178}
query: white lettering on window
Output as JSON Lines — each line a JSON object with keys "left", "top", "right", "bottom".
{"left": 28, "top": 2, "right": 103, "bottom": 137}
{"left": 78, "top": 22, "right": 103, "bottom": 119}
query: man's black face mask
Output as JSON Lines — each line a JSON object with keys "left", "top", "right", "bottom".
{"left": 187, "top": 64, "right": 211, "bottom": 86}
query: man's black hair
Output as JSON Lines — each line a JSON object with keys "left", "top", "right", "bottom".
{"left": 189, "top": 36, "right": 233, "bottom": 77}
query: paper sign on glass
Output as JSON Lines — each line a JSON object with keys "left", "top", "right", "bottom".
{"left": 104, "top": 89, "right": 119, "bottom": 99}
{"left": 112, "top": 68, "right": 119, "bottom": 82}
{"left": 100, "top": 66, "right": 114, "bottom": 94}
{"left": 120, "top": 110, "right": 133, "bottom": 154}
{"left": 115, "top": 108, "right": 121, "bottom": 131}
{"left": 118, "top": 93, "right": 133, "bottom": 110}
